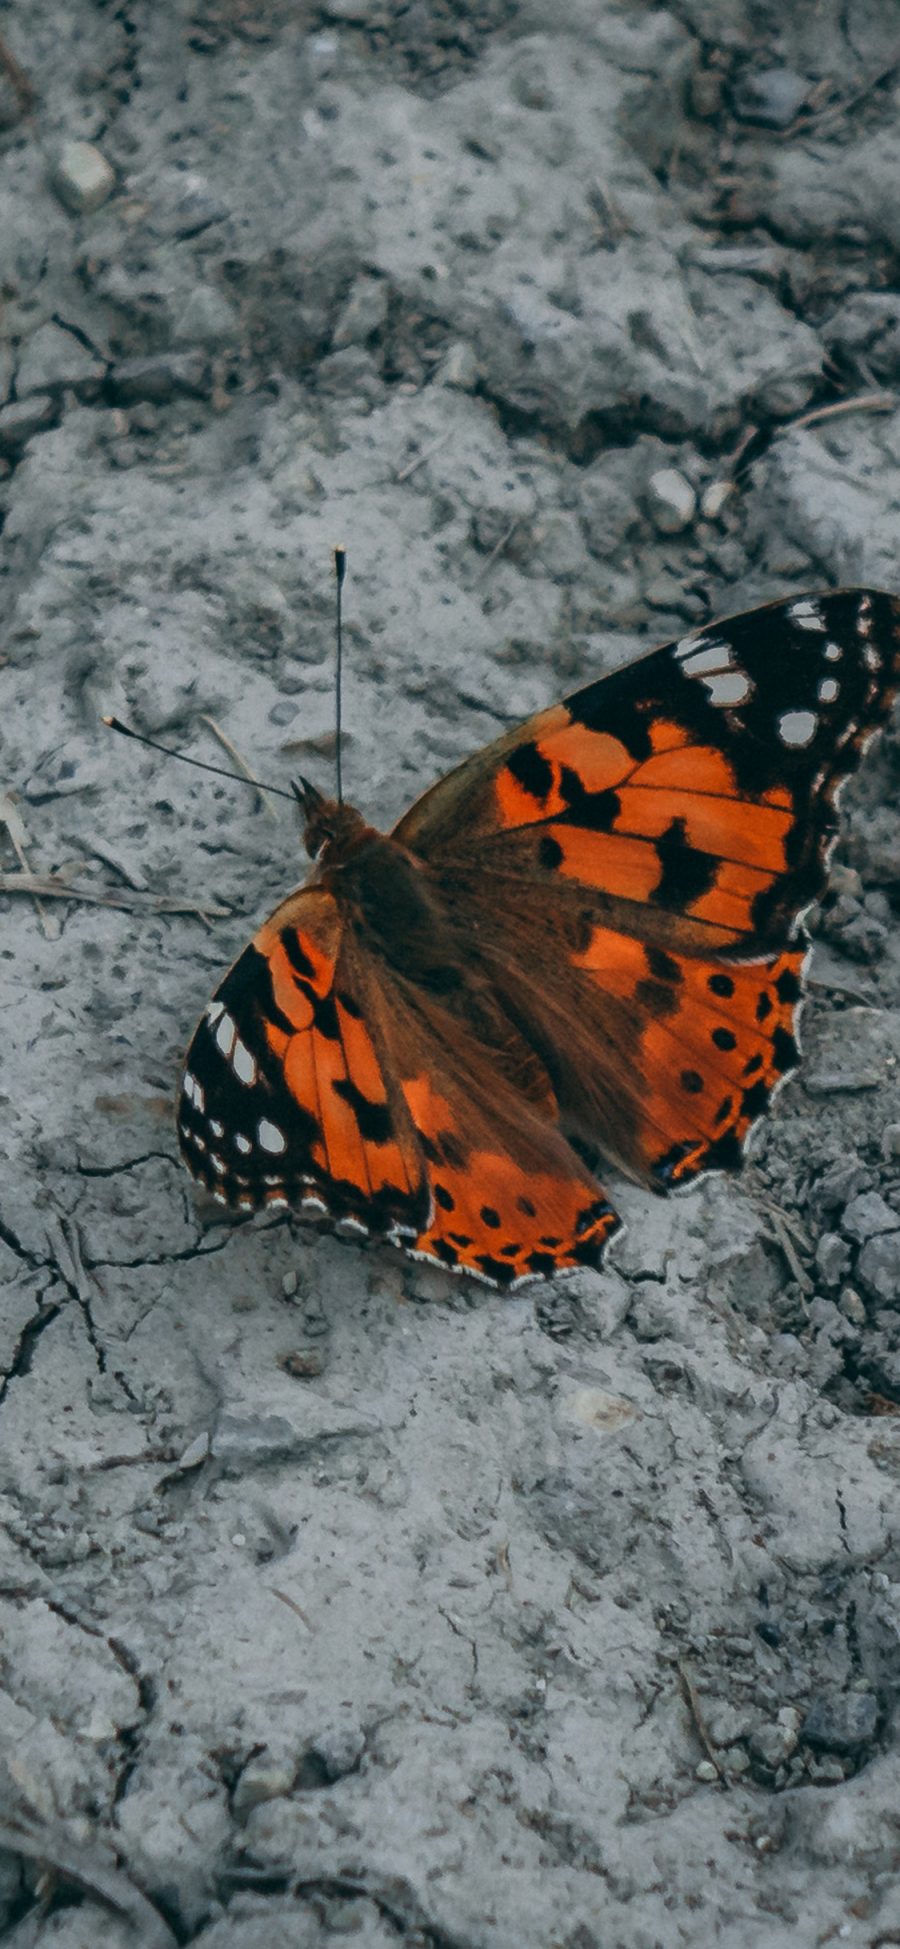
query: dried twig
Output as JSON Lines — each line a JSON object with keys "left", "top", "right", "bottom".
{"left": 781, "top": 57, "right": 900, "bottom": 139}
{"left": 0, "top": 793, "right": 55, "bottom": 938}
{"left": 760, "top": 1203, "right": 814, "bottom": 1295}
{"left": 774, "top": 392, "right": 896, "bottom": 437}
{"left": 198, "top": 713, "right": 281, "bottom": 823}
{"left": 0, "top": 32, "right": 35, "bottom": 111}
{"left": 677, "top": 1661, "right": 726, "bottom": 1783}
{"left": 394, "top": 428, "right": 452, "bottom": 483}
{"left": 0, "top": 872, "right": 230, "bottom": 918}
{"left": 270, "top": 1587, "right": 313, "bottom": 1630}
{"left": 0, "top": 1818, "right": 177, "bottom": 1949}
{"left": 474, "top": 518, "right": 521, "bottom": 582}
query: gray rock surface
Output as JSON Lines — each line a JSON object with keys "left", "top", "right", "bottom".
{"left": 2, "top": 3, "right": 900, "bottom": 1946}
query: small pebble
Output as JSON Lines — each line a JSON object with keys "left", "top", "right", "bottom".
{"left": 695, "top": 1759, "right": 719, "bottom": 1782}
{"left": 646, "top": 468, "right": 696, "bottom": 534}
{"left": 53, "top": 140, "right": 116, "bottom": 215}
{"left": 802, "top": 1689, "right": 878, "bottom": 1754}
{"left": 305, "top": 1723, "right": 365, "bottom": 1782}
{"left": 233, "top": 1749, "right": 295, "bottom": 1815}
{"left": 839, "top": 1287, "right": 866, "bottom": 1325}
{"left": 174, "top": 1431, "right": 210, "bottom": 1473}
{"left": 882, "top": 1123, "right": 900, "bottom": 1161}
{"left": 434, "top": 341, "right": 480, "bottom": 390}
{"left": 108, "top": 352, "right": 211, "bottom": 404}
{"left": 732, "top": 67, "right": 810, "bottom": 130}
{"left": 750, "top": 1719, "right": 799, "bottom": 1769}
{"left": 279, "top": 1348, "right": 325, "bottom": 1379}
{"left": 815, "top": 1232, "right": 850, "bottom": 1287}
{"left": 0, "top": 395, "right": 55, "bottom": 454}
{"left": 841, "top": 1192, "right": 900, "bottom": 1244}
{"left": 332, "top": 275, "right": 389, "bottom": 348}
{"left": 700, "top": 480, "right": 733, "bottom": 522}
{"left": 857, "top": 1232, "right": 900, "bottom": 1303}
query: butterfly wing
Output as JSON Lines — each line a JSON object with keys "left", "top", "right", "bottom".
{"left": 178, "top": 884, "right": 619, "bottom": 1286}
{"left": 178, "top": 887, "right": 430, "bottom": 1239}
{"left": 394, "top": 588, "right": 900, "bottom": 1188}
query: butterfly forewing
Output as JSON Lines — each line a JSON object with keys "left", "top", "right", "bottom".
{"left": 178, "top": 888, "right": 430, "bottom": 1238}
{"left": 395, "top": 589, "right": 900, "bottom": 1195}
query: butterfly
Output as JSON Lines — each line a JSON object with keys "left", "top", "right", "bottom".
{"left": 177, "top": 588, "right": 900, "bottom": 1290}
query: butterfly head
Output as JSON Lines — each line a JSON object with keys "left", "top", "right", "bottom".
{"left": 292, "top": 776, "right": 370, "bottom": 864}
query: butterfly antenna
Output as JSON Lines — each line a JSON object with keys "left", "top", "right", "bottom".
{"left": 333, "top": 544, "right": 346, "bottom": 805}
{"left": 102, "top": 716, "right": 296, "bottom": 801}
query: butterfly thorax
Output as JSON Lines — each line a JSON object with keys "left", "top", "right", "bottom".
{"left": 301, "top": 794, "right": 375, "bottom": 865}
{"left": 315, "top": 814, "right": 455, "bottom": 976}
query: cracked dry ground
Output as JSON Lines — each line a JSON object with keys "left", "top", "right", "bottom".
{"left": 2, "top": 1, "right": 900, "bottom": 1945}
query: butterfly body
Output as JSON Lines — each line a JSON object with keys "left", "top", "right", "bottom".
{"left": 178, "top": 588, "right": 900, "bottom": 1289}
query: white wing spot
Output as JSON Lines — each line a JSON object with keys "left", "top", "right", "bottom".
{"left": 206, "top": 1001, "right": 224, "bottom": 1027}
{"left": 212, "top": 1189, "right": 228, "bottom": 1206}
{"left": 215, "top": 1011, "right": 237, "bottom": 1059}
{"left": 231, "top": 1038, "right": 257, "bottom": 1086}
{"left": 210, "top": 1154, "right": 227, "bottom": 1175}
{"left": 237, "top": 1196, "right": 255, "bottom": 1211}
{"left": 702, "top": 670, "right": 751, "bottom": 708}
{"left": 266, "top": 1193, "right": 289, "bottom": 1210}
{"left": 818, "top": 678, "right": 839, "bottom": 704}
{"left": 779, "top": 709, "right": 817, "bottom": 747}
{"left": 301, "top": 1194, "right": 327, "bottom": 1215}
{"left": 263, "top": 1173, "right": 286, "bottom": 1187}
{"left": 824, "top": 641, "right": 842, "bottom": 662}
{"left": 857, "top": 594, "right": 873, "bottom": 635}
{"left": 678, "top": 639, "right": 731, "bottom": 675}
{"left": 788, "top": 598, "right": 825, "bottom": 632}
{"left": 183, "top": 1072, "right": 205, "bottom": 1113}
{"left": 258, "top": 1118, "right": 286, "bottom": 1154}
{"left": 235, "top": 1133, "right": 252, "bottom": 1155}
{"left": 209, "top": 1117, "right": 224, "bottom": 1138}
{"left": 863, "top": 643, "right": 881, "bottom": 671}
{"left": 674, "top": 633, "right": 713, "bottom": 661}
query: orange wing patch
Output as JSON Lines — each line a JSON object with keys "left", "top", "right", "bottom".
{"left": 572, "top": 925, "right": 805, "bottom": 1186}
{"left": 178, "top": 889, "right": 428, "bottom": 1238}
{"left": 400, "top": 1073, "right": 620, "bottom": 1287}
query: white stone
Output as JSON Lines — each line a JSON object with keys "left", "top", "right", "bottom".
{"left": 52, "top": 141, "right": 115, "bottom": 216}
{"left": 646, "top": 467, "right": 696, "bottom": 534}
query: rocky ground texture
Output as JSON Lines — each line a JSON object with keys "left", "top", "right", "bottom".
{"left": 2, "top": 1, "right": 900, "bottom": 1945}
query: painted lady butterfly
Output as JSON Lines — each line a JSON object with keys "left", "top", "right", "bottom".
{"left": 178, "top": 589, "right": 900, "bottom": 1289}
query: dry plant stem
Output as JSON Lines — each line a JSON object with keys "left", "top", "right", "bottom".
{"left": 0, "top": 794, "right": 53, "bottom": 937}
{"left": 0, "top": 32, "right": 35, "bottom": 109}
{"left": 0, "top": 872, "right": 229, "bottom": 918}
{"left": 781, "top": 57, "right": 900, "bottom": 138}
{"left": 395, "top": 428, "right": 453, "bottom": 482}
{"left": 271, "top": 1587, "right": 314, "bottom": 1630}
{"left": 777, "top": 392, "right": 896, "bottom": 435}
{"left": 199, "top": 712, "right": 281, "bottom": 822}
{"left": 0, "top": 1819, "right": 177, "bottom": 1949}
{"left": 761, "top": 1203, "right": 814, "bottom": 1295}
{"left": 474, "top": 518, "right": 520, "bottom": 581}
{"left": 677, "top": 1661, "right": 726, "bottom": 1783}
